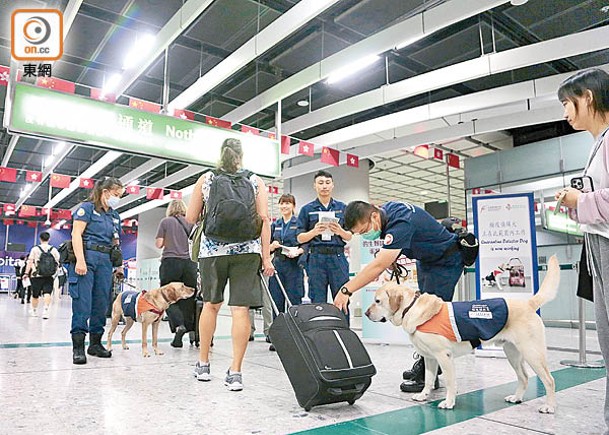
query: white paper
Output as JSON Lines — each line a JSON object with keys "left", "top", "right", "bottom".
{"left": 281, "top": 246, "right": 300, "bottom": 257}
{"left": 318, "top": 211, "right": 339, "bottom": 241}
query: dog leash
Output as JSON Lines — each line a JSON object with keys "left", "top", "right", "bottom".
{"left": 389, "top": 262, "right": 408, "bottom": 284}
{"left": 401, "top": 291, "right": 421, "bottom": 320}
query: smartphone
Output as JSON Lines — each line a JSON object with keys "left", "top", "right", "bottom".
{"left": 571, "top": 176, "right": 594, "bottom": 192}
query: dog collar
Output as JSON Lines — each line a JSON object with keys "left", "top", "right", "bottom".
{"left": 401, "top": 291, "right": 421, "bottom": 319}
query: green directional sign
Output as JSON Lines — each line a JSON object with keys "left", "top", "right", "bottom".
{"left": 8, "top": 83, "right": 280, "bottom": 177}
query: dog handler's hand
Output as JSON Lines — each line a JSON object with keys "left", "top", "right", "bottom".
{"left": 334, "top": 292, "right": 350, "bottom": 314}
{"left": 75, "top": 260, "right": 87, "bottom": 276}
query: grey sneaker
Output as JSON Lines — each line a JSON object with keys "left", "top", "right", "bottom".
{"left": 224, "top": 369, "right": 243, "bottom": 391}
{"left": 194, "top": 361, "right": 211, "bottom": 381}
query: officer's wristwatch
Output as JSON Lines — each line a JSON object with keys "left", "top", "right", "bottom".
{"left": 340, "top": 286, "right": 352, "bottom": 297}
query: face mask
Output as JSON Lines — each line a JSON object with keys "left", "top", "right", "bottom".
{"left": 362, "top": 229, "right": 381, "bottom": 240}
{"left": 107, "top": 195, "right": 120, "bottom": 209}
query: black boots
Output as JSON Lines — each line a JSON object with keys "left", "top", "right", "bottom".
{"left": 87, "top": 333, "right": 112, "bottom": 358}
{"left": 72, "top": 333, "right": 87, "bottom": 365}
{"left": 400, "top": 356, "right": 440, "bottom": 393}
{"left": 171, "top": 325, "right": 187, "bottom": 348}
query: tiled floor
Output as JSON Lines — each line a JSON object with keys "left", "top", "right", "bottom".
{"left": 0, "top": 293, "right": 606, "bottom": 435}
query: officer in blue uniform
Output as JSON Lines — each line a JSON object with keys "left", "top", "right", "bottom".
{"left": 270, "top": 194, "right": 304, "bottom": 311}
{"left": 69, "top": 177, "right": 124, "bottom": 365}
{"left": 335, "top": 200, "right": 465, "bottom": 393}
{"left": 297, "top": 170, "right": 352, "bottom": 321}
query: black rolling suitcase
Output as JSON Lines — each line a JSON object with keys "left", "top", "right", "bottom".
{"left": 263, "top": 272, "right": 376, "bottom": 411}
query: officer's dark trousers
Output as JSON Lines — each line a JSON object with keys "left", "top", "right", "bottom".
{"left": 269, "top": 256, "right": 304, "bottom": 314}
{"left": 416, "top": 250, "right": 464, "bottom": 302}
{"left": 69, "top": 250, "right": 113, "bottom": 335}
{"left": 159, "top": 257, "right": 198, "bottom": 331}
{"left": 307, "top": 252, "right": 350, "bottom": 322}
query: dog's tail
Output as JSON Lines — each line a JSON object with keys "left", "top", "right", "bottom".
{"left": 528, "top": 255, "right": 560, "bottom": 311}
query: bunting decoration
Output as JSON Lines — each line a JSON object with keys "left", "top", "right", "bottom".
{"left": 0, "top": 167, "right": 17, "bottom": 183}
{"left": 36, "top": 77, "right": 75, "bottom": 94}
{"left": 0, "top": 65, "right": 9, "bottom": 87}
{"left": 50, "top": 173, "right": 71, "bottom": 188}
{"left": 3, "top": 203, "right": 16, "bottom": 215}
{"left": 129, "top": 98, "right": 161, "bottom": 113}
{"left": 174, "top": 109, "right": 195, "bottom": 120}
{"left": 320, "top": 146, "right": 339, "bottom": 167}
{"left": 280, "top": 135, "right": 291, "bottom": 155}
{"left": 241, "top": 125, "right": 260, "bottom": 135}
{"left": 18, "top": 205, "right": 36, "bottom": 217}
{"left": 205, "top": 116, "right": 232, "bottom": 129}
{"left": 446, "top": 153, "right": 460, "bottom": 169}
{"left": 346, "top": 154, "right": 359, "bottom": 168}
{"left": 298, "top": 141, "right": 314, "bottom": 157}
{"left": 126, "top": 185, "right": 141, "bottom": 195}
{"left": 146, "top": 187, "right": 164, "bottom": 200}
{"left": 90, "top": 87, "right": 117, "bottom": 103}
{"left": 169, "top": 190, "right": 182, "bottom": 200}
{"left": 26, "top": 170, "right": 42, "bottom": 183}
{"left": 79, "top": 178, "right": 94, "bottom": 189}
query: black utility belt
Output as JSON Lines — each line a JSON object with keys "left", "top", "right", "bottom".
{"left": 87, "top": 244, "right": 113, "bottom": 253}
{"left": 275, "top": 252, "right": 297, "bottom": 261}
{"left": 309, "top": 246, "right": 344, "bottom": 255}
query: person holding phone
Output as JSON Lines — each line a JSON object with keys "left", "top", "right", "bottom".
{"left": 555, "top": 68, "right": 609, "bottom": 434}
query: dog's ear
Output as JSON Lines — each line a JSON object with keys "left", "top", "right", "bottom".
{"left": 388, "top": 290, "right": 403, "bottom": 313}
{"left": 164, "top": 283, "right": 179, "bottom": 301}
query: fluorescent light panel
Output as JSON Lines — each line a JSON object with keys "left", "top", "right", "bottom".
{"left": 326, "top": 55, "right": 381, "bottom": 84}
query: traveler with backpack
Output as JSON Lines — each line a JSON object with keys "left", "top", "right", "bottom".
{"left": 188, "top": 138, "right": 274, "bottom": 391}
{"left": 69, "top": 177, "right": 125, "bottom": 365}
{"left": 24, "top": 232, "right": 60, "bottom": 319}
{"left": 155, "top": 199, "right": 198, "bottom": 347}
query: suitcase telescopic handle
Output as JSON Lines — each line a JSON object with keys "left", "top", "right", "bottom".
{"left": 259, "top": 270, "right": 293, "bottom": 317}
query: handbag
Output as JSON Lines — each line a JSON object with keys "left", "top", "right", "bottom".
{"left": 577, "top": 241, "right": 594, "bottom": 302}
{"left": 189, "top": 211, "right": 205, "bottom": 263}
{"left": 58, "top": 240, "right": 76, "bottom": 264}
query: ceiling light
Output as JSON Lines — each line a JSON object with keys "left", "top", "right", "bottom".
{"left": 510, "top": 0, "right": 528, "bottom": 5}
{"left": 327, "top": 55, "right": 381, "bottom": 85}
{"left": 44, "top": 155, "right": 54, "bottom": 167}
{"left": 420, "top": 190, "right": 429, "bottom": 195}
{"left": 297, "top": 100, "right": 309, "bottom": 107}
{"left": 54, "top": 141, "right": 65, "bottom": 154}
{"left": 123, "top": 34, "right": 156, "bottom": 70}
{"left": 102, "top": 73, "right": 122, "bottom": 96}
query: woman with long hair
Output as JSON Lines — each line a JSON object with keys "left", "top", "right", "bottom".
{"left": 187, "top": 138, "right": 274, "bottom": 391}
{"left": 69, "top": 177, "right": 124, "bottom": 365}
{"left": 155, "top": 199, "right": 198, "bottom": 347}
{"left": 555, "top": 68, "right": 609, "bottom": 433}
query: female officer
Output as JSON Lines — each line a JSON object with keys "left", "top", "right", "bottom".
{"left": 70, "top": 177, "right": 124, "bottom": 365}
{"left": 269, "top": 194, "right": 305, "bottom": 312}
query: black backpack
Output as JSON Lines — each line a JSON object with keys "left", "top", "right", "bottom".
{"left": 203, "top": 170, "right": 262, "bottom": 243}
{"left": 36, "top": 245, "right": 58, "bottom": 277}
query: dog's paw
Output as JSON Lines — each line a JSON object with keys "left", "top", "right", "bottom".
{"left": 122, "top": 345, "right": 129, "bottom": 350}
{"left": 142, "top": 352, "right": 150, "bottom": 358}
{"left": 411, "top": 393, "right": 428, "bottom": 402}
{"left": 155, "top": 350, "right": 164, "bottom": 356}
{"left": 538, "top": 404, "right": 555, "bottom": 414}
{"left": 504, "top": 395, "right": 523, "bottom": 404}
{"left": 437, "top": 399, "right": 455, "bottom": 410}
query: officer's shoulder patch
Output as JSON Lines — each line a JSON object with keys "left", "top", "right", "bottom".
{"left": 384, "top": 234, "right": 394, "bottom": 245}
{"left": 77, "top": 208, "right": 86, "bottom": 217}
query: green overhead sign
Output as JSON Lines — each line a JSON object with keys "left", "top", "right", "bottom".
{"left": 8, "top": 83, "right": 280, "bottom": 177}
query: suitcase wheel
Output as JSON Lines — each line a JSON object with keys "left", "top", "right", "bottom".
{"left": 348, "top": 400, "right": 355, "bottom": 406}
{"left": 304, "top": 406, "right": 311, "bottom": 412}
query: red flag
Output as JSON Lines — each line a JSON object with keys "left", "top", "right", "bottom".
{"left": 18, "top": 205, "right": 36, "bottom": 217}
{"left": 57, "top": 209, "right": 72, "bottom": 219}
{"left": 205, "top": 116, "right": 232, "bottom": 129}
{"left": 432, "top": 148, "right": 443, "bottom": 161}
{"left": 320, "top": 146, "right": 339, "bottom": 167}
{"left": 17, "top": 220, "right": 24, "bottom": 225}
{"left": 126, "top": 185, "right": 141, "bottom": 195}
{"left": 129, "top": 98, "right": 160, "bottom": 113}
{"left": 146, "top": 187, "right": 164, "bottom": 200}
{"left": 298, "top": 141, "right": 314, "bottom": 157}
{"left": 0, "top": 65, "right": 9, "bottom": 87}
{"left": 446, "top": 153, "right": 460, "bottom": 169}
{"left": 0, "top": 167, "right": 17, "bottom": 182}
{"left": 90, "top": 87, "right": 117, "bottom": 103}
{"left": 174, "top": 109, "right": 195, "bottom": 120}
{"left": 472, "top": 188, "right": 481, "bottom": 195}
{"left": 50, "top": 173, "right": 71, "bottom": 188}
{"left": 281, "top": 135, "right": 291, "bottom": 155}
{"left": 25, "top": 170, "right": 42, "bottom": 183}
{"left": 413, "top": 145, "right": 429, "bottom": 159}
{"left": 41, "top": 208, "right": 50, "bottom": 217}
{"left": 27, "top": 221, "right": 37, "bottom": 228}
{"left": 267, "top": 132, "right": 276, "bottom": 140}
{"left": 36, "top": 77, "right": 75, "bottom": 94}
{"left": 267, "top": 186, "right": 279, "bottom": 194}
{"left": 169, "top": 190, "right": 182, "bottom": 200}
{"left": 3, "top": 219, "right": 14, "bottom": 225}
{"left": 241, "top": 125, "right": 259, "bottom": 135}
{"left": 3, "top": 203, "right": 16, "bottom": 214}
{"left": 346, "top": 154, "right": 359, "bottom": 168}
{"left": 79, "top": 178, "right": 94, "bottom": 189}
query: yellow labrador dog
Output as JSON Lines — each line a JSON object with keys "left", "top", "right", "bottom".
{"left": 366, "top": 255, "right": 560, "bottom": 413}
{"left": 107, "top": 282, "right": 195, "bottom": 357}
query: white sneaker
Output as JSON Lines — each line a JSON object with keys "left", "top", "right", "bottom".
{"left": 42, "top": 307, "right": 50, "bottom": 319}
{"left": 29, "top": 309, "right": 38, "bottom": 317}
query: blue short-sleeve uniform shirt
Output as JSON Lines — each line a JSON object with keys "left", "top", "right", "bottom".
{"left": 380, "top": 201, "right": 456, "bottom": 262}
{"left": 271, "top": 216, "right": 300, "bottom": 247}
{"left": 297, "top": 198, "right": 347, "bottom": 248}
{"left": 73, "top": 201, "right": 121, "bottom": 247}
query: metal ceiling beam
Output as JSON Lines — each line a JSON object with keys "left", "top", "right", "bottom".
{"left": 168, "top": 0, "right": 342, "bottom": 112}
{"left": 223, "top": 0, "right": 508, "bottom": 124}
{"left": 282, "top": 25, "right": 609, "bottom": 137}
{"left": 112, "top": 0, "right": 215, "bottom": 98}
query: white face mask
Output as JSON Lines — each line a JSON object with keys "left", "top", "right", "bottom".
{"left": 107, "top": 195, "right": 120, "bottom": 209}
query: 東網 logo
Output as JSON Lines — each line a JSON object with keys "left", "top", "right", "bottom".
{"left": 11, "top": 9, "right": 63, "bottom": 61}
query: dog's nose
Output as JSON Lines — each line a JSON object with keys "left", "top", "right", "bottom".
{"left": 365, "top": 308, "right": 371, "bottom": 318}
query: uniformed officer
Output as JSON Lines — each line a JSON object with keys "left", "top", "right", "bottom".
{"left": 334, "top": 200, "right": 465, "bottom": 393}
{"left": 69, "top": 177, "right": 125, "bottom": 365}
{"left": 270, "top": 194, "right": 305, "bottom": 310}
{"left": 296, "top": 170, "right": 352, "bottom": 321}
